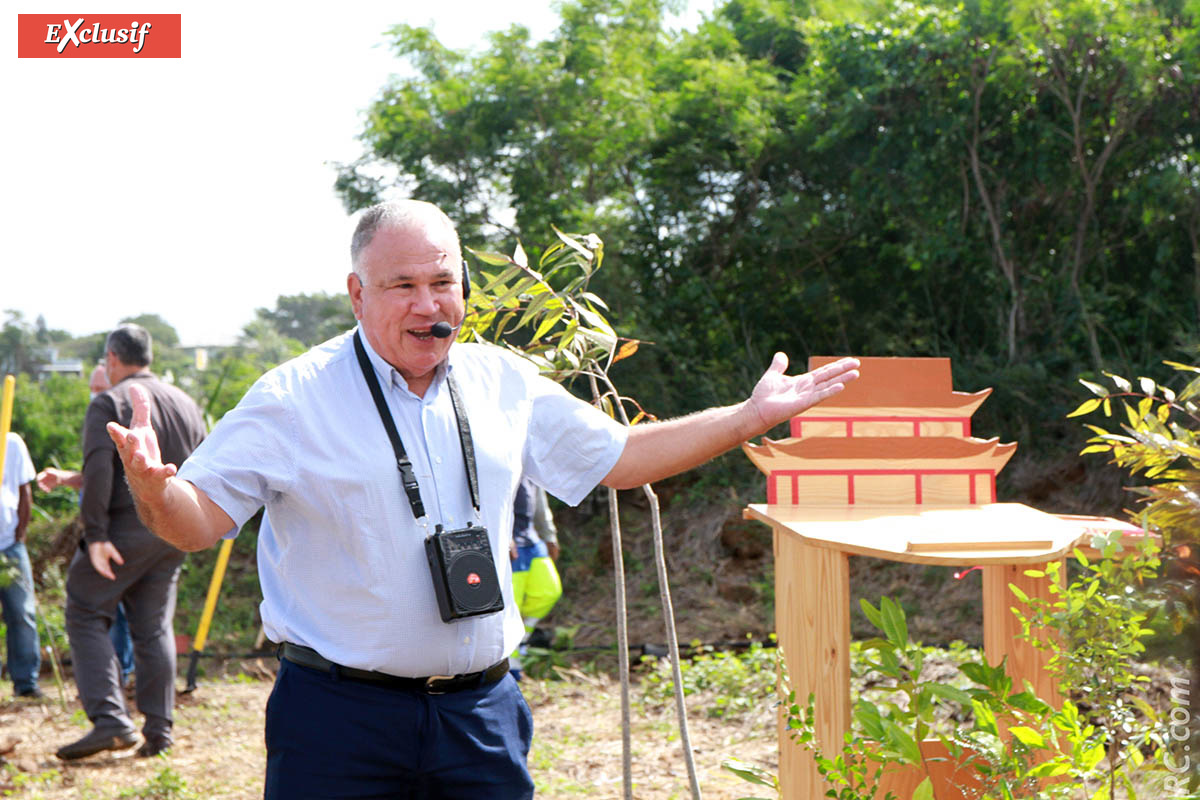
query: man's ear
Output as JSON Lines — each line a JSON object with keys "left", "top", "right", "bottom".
{"left": 347, "top": 272, "right": 365, "bottom": 320}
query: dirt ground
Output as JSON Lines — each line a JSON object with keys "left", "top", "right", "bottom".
{"left": 0, "top": 660, "right": 776, "bottom": 799}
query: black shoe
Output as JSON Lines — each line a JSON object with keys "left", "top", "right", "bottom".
{"left": 15, "top": 687, "right": 43, "bottom": 699}
{"left": 56, "top": 728, "right": 139, "bottom": 760}
{"left": 136, "top": 735, "right": 172, "bottom": 758}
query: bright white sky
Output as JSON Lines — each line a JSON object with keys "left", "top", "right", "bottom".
{"left": 5, "top": 1, "right": 714, "bottom": 346}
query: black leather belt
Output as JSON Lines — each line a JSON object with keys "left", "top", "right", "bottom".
{"left": 278, "top": 642, "right": 508, "bottom": 695}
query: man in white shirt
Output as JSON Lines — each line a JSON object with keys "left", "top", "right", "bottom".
{"left": 1, "top": 431, "right": 41, "bottom": 699}
{"left": 107, "top": 199, "right": 859, "bottom": 798}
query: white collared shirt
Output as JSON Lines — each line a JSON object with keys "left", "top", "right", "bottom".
{"left": 179, "top": 328, "right": 626, "bottom": 677}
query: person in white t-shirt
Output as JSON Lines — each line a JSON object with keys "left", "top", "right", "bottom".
{"left": 1, "top": 431, "right": 41, "bottom": 699}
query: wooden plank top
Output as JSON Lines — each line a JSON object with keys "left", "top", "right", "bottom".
{"left": 744, "top": 503, "right": 1088, "bottom": 565}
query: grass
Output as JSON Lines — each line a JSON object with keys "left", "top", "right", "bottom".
{"left": 114, "top": 766, "right": 198, "bottom": 800}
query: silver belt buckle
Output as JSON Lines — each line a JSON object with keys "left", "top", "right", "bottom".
{"left": 424, "top": 674, "right": 455, "bottom": 694}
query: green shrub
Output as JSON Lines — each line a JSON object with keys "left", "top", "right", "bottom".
{"left": 639, "top": 636, "right": 778, "bottom": 719}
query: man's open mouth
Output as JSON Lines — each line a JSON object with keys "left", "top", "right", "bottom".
{"left": 410, "top": 328, "right": 435, "bottom": 341}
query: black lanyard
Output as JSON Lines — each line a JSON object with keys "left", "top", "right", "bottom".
{"left": 352, "top": 330, "right": 480, "bottom": 521}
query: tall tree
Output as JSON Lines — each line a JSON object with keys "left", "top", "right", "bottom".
{"left": 337, "top": 0, "right": 1199, "bottom": 442}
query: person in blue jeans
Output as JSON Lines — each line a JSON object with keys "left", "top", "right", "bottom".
{"left": 2, "top": 431, "right": 42, "bottom": 699}
{"left": 110, "top": 604, "right": 134, "bottom": 687}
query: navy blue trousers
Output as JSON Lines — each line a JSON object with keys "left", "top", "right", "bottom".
{"left": 264, "top": 659, "right": 535, "bottom": 799}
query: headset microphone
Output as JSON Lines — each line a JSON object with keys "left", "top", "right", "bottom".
{"left": 430, "top": 321, "right": 456, "bottom": 339}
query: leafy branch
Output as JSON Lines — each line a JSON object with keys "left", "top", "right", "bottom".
{"left": 464, "top": 228, "right": 652, "bottom": 425}
{"left": 463, "top": 228, "right": 700, "bottom": 800}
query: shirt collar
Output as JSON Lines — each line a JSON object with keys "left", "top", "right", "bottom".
{"left": 353, "top": 325, "right": 452, "bottom": 400}
{"left": 114, "top": 371, "right": 155, "bottom": 385}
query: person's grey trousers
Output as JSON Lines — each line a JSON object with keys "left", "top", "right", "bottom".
{"left": 64, "top": 516, "right": 185, "bottom": 740}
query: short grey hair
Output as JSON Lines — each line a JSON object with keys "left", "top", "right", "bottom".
{"left": 350, "top": 200, "right": 461, "bottom": 279}
{"left": 107, "top": 323, "right": 152, "bottom": 367}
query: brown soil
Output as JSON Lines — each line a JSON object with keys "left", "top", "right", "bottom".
{"left": 0, "top": 662, "right": 775, "bottom": 799}
{"left": 2, "top": 458, "right": 1171, "bottom": 798}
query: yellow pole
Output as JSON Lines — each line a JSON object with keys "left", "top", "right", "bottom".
{"left": 184, "top": 536, "right": 234, "bottom": 691}
{"left": 0, "top": 374, "right": 14, "bottom": 480}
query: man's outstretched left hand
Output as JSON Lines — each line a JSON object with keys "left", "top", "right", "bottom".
{"left": 745, "top": 353, "right": 860, "bottom": 432}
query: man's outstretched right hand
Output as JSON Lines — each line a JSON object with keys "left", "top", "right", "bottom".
{"left": 106, "top": 383, "right": 176, "bottom": 503}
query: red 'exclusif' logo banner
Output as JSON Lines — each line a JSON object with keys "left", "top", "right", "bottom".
{"left": 17, "top": 15, "right": 181, "bottom": 58}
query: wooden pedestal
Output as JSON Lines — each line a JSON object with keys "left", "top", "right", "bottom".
{"left": 749, "top": 503, "right": 1081, "bottom": 799}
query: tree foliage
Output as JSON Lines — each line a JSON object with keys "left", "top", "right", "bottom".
{"left": 10, "top": 374, "right": 90, "bottom": 473}
{"left": 248, "top": 292, "right": 355, "bottom": 349}
{"left": 337, "top": 0, "right": 1199, "bottom": 460}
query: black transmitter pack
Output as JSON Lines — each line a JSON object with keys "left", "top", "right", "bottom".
{"left": 424, "top": 523, "right": 505, "bottom": 622}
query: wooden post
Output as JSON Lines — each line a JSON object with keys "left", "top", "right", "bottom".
{"left": 982, "top": 562, "right": 1063, "bottom": 707}
{"left": 774, "top": 529, "right": 850, "bottom": 798}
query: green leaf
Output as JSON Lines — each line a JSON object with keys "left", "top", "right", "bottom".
{"left": 1125, "top": 401, "right": 1142, "bottom": 428}
{"left": 877, "top": 646, "right": 902, "bottom": 677}
{"left": 576, "top": 304, "right": 615, "bottom": 337}
{"left": 1164, "top": 360, "right": 1200, "bottom": 373}
{"left": 854, "top": 700, "right": 887, "bottom": 740}
{"left": 880, "top": 597, "right": 908, "bottom": 648}
{"left": 1005, "top": 690, "right": 1050, "bottom": 714}
{"left": 552, "top": 226, "right": 596, "bottom": 263}
{"left": 537, "top": 242, "right": 564, "bottom": 268}
{"left": 1027, "top": 761, "right": 1070, "bottom": 777}
{"left": 470, "top": 249, "right": 515, "bottom": 267}
{"left": 532, "top": 311, "right": 563, "bottom": 341}
{"left": 721, "top": 758, "right": 776, "bottom": 788}
{"left": 1066, "top": 398, "right": 1102, "bottom": 417}
{"left": 580, "top": 291, "right": 609, "bottom": 310}
{"left": 961, "top": 660, "right": 1009, "bottom": 695}
{"left": 519, "top": 290, "right": 553, "bottom": 323}
{"left": 971, "top": 699, "right": 998, "bottom": 735}
{"left": 1082, "top": 742, "right": 1106, "bottom": 770}
{"left": 576, "top": 326, "right": 617, "bottom": 354}
{"left": 860, "top": 599, "right": 883, "bottom": 630}
{"left": 881, "top": 719, "right": 923, "bottom": 763}
{"left": 1007, "top": 726, "right": 1045, "bottom": 747}
{"left": 1178, "top": 374, "right": 1200, "bottom": 403}
{"left": 911, "top": 777, "right": 935, "bottom": 800}
{"left": 926, "top": 683, "right": 972, "bottom": 705}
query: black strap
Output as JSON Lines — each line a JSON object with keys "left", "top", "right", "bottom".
{"left": 352, "top": 330, "right": 480, "bottom": 520}
{"left": 446, "top": 373, "right": 479, "bottom": 512}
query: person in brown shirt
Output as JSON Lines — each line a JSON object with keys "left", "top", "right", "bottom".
{"left": 56, "top": 323, "right": 206, "bottom": 761}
